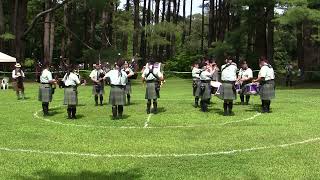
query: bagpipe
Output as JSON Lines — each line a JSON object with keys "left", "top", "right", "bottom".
{"left": 94, "top": 72, "right": 106, "bottom": 92}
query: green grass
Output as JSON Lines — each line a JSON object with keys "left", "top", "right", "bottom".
{"left": 0, "top": 78, "right": 320, "bottom": 179}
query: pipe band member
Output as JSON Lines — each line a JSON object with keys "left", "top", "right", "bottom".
{"left": 199, "top": 62, "right": 213, "bottom": 112}
{"left": 104, "top": 60, "right": 128, "bottom": 119}
{"left": 62, "top": 65, "right": 81, "bottom": 119}
{"left": 124, "top": 61, "right": 135, "bottom": 105}
{"left": 192, "top": 61, "right": 201, "bottom": 108}
{"left": 142, "top": 59, "right": 164, "bottom": 114}
{"left": 253, "top": 59, "right": 275, "bottom": 113}
{"left": 89, "top": 64, "right": 105, "bottom": 106}
{"left": 237, "top": 60, "right": 253, "bottom": 105}
{"left": 38, "top": 62, "right": 57, "bottom": 116}
{"left": 221, "top": 57, "right": 238, "bottom": 116}
{"left": 12, "top": 63, "right": 25, "bottom": 100}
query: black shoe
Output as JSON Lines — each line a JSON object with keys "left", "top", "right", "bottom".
{"left": 100, "top": 103, "right": 103, "bottom": 106}
{"left": 152, "top": 102, "right": 158, "bottom": 114}
{"left": 245, "top": 102, "right": 249, "bottom": 105}
{"left": 241, "top": 102, "right": 245, "bottom": 105}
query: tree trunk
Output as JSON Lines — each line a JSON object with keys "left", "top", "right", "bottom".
{"left": 267, "top": 3, "right": 275, "bottom": 65}
{"left": 133, "top": 0, "right": 140, "bottom": 56}
{"left": 189, "top": 0, "right": 192, "bottom": 36}
{"left": 296, "top": 23, "right": 304, "bottom": 70}
{"left": 0, "top": 0, "right": 5, "bottom": 51}
{"left": 208, "top": 0, "right": 214, "bottom": 47}
{"left": 140, "top": 0, "right": 147, "bottom": 64}
{"left": 254, "top": 6, "right": 267, "bottom": 59}
{"left": 14, "top": 0, "right": 28, "bottom": 62}
{"left": 122, "top": 0, "right": 130, "bottom": 54}
{"left": 166, "top": 0, "right": 171, "bottom": 59}
{"left": 181, "top": 0, "right": 186, "bottom": 45}
{"left": 162, "top": 0, "right": 166, "bottom": 22}
{"left": 43, "top": 0, "right": 55, "bottom": 64}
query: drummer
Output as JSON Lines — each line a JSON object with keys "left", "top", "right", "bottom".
{"left": 220, "top": 57, "right": 238, "bottom": 116}
{"left": 199, "top": 62, "right": 214, "bottom": 112}
{"left": 192, "top": 61, "right": 201, "bottom": 107}
{"left": 237, "top": 60, "right": 253, "bottom": 105}
{"left": 253, "top": 58, "right": 275, "bottom": 113}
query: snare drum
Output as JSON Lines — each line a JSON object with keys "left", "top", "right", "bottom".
{"left": 244, "top": 83, "right": 260, "bottom": 95}
{"left": 210, "top": 81, "right": 222, "bottom": 95}
{"left": 235, "top": 83, "right": 241, "bottom": 94}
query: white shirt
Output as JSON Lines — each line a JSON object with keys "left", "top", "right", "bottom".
{"left": 259, "top": 64, "right": 275, "bottom": 81}
{"left": 192, "top": 67, "right": 201, "bottom": 79}
{"left": 199, "top": 70, "right": 212, "bottom": 81}
{"left": 124, "top": 68, "right": 134, "bottom": 77}
{"left": 62, "top": 72, "right": 80, "bottom": 86}
{"left": 89, "top": 69, "right": 105, "bottom": 81}
{"left": 221, "top": 63, "right": 237, "bottom": 81}
{"left": 104, "top": 69, "right": 128, "bottom": 86}
{"left": 238, "top": 68, "right": 253, "bottom": 80}
{"left": 142, "top": 65, "right": 163, "bottom": 81}
{"left": 12, "top": 70, "right": 25, "bottom": 79}
{"left": 40, "top": 69, "right": 53, "bottom": 83}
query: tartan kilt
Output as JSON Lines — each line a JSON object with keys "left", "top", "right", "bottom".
{"left": 92, "top": 84, "right": 105, "bottom": 95}
{"left": 125, "top": 81, "right": 132, "bottom": 95}
{"left": 64, "top": 87, "right": 78, "bottom": 105}
{"left": 260, "top": 80, "right": 275, "bottom": 100}
{"left": 220, "top": 82, "right": 237, "bottom": 100}
{"left": 200, "top": 82, "right": 211, "bottom": 100}
{"left": 38, "top": 84, "right": 52, "bottom": 103}
{"left": 109, "top": 86, "right": 126, "bottom": 106}
{"left": 193, "top": 79, "right": 201, "bottom": 97}
{"left": 13, "top": 81, "right": 24, "bottom": 92}
{"left": 145, "top": 82, "right": 159, "bottom": 100}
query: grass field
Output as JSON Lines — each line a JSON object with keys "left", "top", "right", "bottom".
{"left": 0, "top": 78, "right": 320, "bottom": 179}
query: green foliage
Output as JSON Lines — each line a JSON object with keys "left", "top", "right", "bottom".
{"left": 166, "top": 52, "right": 203, "bottom": 72}
{"left": 0, "top": 32, "right": 15, "bottom": 41}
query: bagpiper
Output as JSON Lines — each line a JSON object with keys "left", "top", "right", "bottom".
{"left": 103, "top": 60, "right": 128, "bottom": 119}
{"left": 220, "top": 57, "right": 238, "bottom": 116}
{"left": 142, "top": 59, "right": 164, "bottom": 114}
{"left": 123, "top": 61, "right": 135, "bottom": 105}
{"left": 38, "top": 62, "right": 57, "bottom": 116}
{"left": 253, "top": 58, "right": 275, "bottom": 113}
{"left": 62, "top": 65, "right": 81, "bottom": 119}
{"left": 12, "top": 63, "right": 25, "bottom": 100}
{"left": 89, "top": 64, "right": 105, "bottom": 106}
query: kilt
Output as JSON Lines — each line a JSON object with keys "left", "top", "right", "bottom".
{"left": 64, "top": 87, "right": 78, "bottom": 105}
{"left": 109, "top": 85, "right": 126, "bottom": 105}
{"left": 13, "top": 81, "right": 24, "bottom": 92}
{"left": 145, "top": 81, "right": 159, "bottom": 100}
{"left": 200, "top": 81, "right": 211, "bottom": 100}
{"left": 92, "top": 84, "right": 104, "bottom": 95}
{"left": 220, "top": 82, "right": 237, "bottom": 100}
{"left": 193, "top": 79, "right": 201, "bottom": 97}
{"left": 260, "top": 80, "right": 275, "bottom": 100}
{"left": 38, "top": 84, "right": 53, "bottom": 103}
{"left": 125, "top": 81, "right": 132, "bottom": 95}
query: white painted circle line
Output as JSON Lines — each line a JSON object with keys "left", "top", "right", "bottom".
{"left": 0, "top": 137, "right": 319, "bottom": 158}
{"left": 34, "top": 106, "right": 262, "bottom": 129}
{"left": 144, "top": 114, "right": 153, "bottom": 128}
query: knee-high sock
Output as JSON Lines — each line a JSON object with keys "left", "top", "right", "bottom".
{"left": 127, "top": 94, "right": 131, "bottom": 104}
{"left": 153, "top": 99, "right": 158, "bottom": 113}
{"left": 67, "top": 106, "right": 72, "bottom": 118}
{"left": 246, "top": 95, "right": 250, "bottom": 103}
{"left": 195, "top": 97, "right": 199, "bottom": 106}
{"left": 94, "top": 95, "right": 98, "bottom": 105}
{"left": 147, "top": 100, "right": 151, "bottom": 113}
{"left": 71, "top": 105, "right": 76, "bottom": 118}
{"left": 99, "top": 95, "right": 103, "bottom": 105}
{"left": 118, "top": 105, "right": 123, "bottom": 117}
{"left": 112, "top": 106, "right": 117, "bottom": 117}
{"left": 240, "top": 95, "right": 244, "bottom": 103}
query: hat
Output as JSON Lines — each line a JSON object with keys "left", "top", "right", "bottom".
{"left": 15, "top": 63, "right": 21, "bottom": 68}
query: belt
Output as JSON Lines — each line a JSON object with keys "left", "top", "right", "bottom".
{"left": 201, "top": 80, "right": 210, "bottom": 83}
{"left": 146, "top": 80, "right": 158, "bottom": 83}
{"left": 262, "top": 80, "right": 275, "bottom": 84}
{"left": 65, "top": 86, "right": 76, "bottom": 88}
{"left": 111, "top": 84, "right": 125, "bottom": 88}
{"left": 222, "top": 81, "right": 235, "bottom": 84}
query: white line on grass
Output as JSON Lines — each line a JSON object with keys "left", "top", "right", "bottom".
{"left": 34, "top": 106, "right": 262, "bottom": 129}
{"left": 144, "top": 114, "right": 153, "bottom": 128}
{"left": 0, "top": 137, "right": 319, "bottom": 158}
